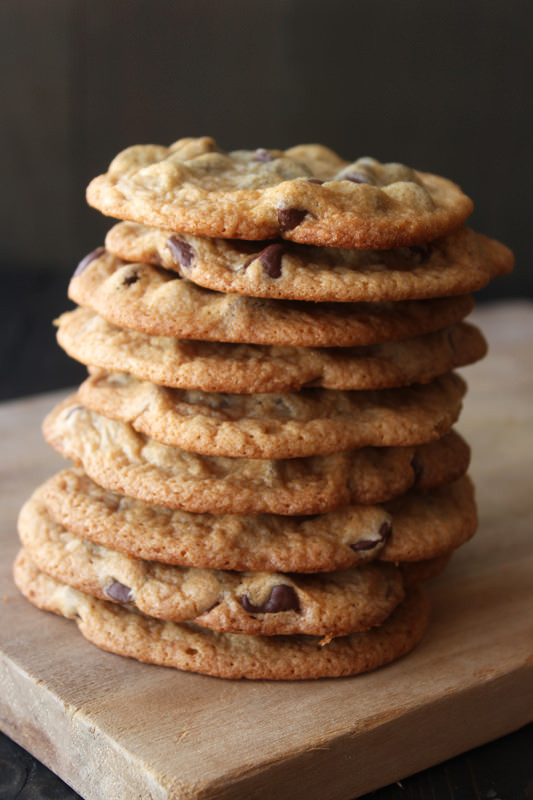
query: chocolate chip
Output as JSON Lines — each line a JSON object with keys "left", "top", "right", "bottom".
{"left": 243, "top": 243, "right": 285, "bottom": 279}
{"left": 307, "top": 178, "right": 324, "bottom": 185}
{"left": 411, "top": 454, "right": 424, "bottom": 484}
{"left": 350, "top": 540, "right": 376, "bottom": 552}
{"left": 344, "top": 173, "right": 371, "bottom": 184}
{"left": 253, "top": 148, "right": 273, "bottom": 163}
{"left": 350, "top": 521, "right": 392, "bottom": 552}
{"left": 278, "top": 208, "right": 307, "bottom": 232}
{"left": 379, "top": 521, "right": 392, "bottom": 540}
{"left": 241, "top": 584, "right": 300, "bottom": 614}
{"left": 105, "top": 580, "right": 133, "bottom": 604}
{"left": 73, "top": 247, "right": 106, "bottom": 277}
{"left": 123, "top": 269, "right": 140, "bottom": 286}
{"left": 167, "top": 236, "right": 195, "bottom": 268}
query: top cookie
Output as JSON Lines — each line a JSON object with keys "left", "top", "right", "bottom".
{"left": 87, "top": 138, "right": 474, "bottom": 248}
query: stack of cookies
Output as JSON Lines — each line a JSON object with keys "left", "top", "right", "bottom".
{"left": 14, "top": 139, "right": 513, "bottom": 679}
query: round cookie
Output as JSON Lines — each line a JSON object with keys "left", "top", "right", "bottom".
{"left": 69, "top": 250, "right": 483, "bottom": 349}
{"left": 86, "top": 137, "right": 473, "bottom": 249}
{"left": 56, "top": 307, "right": 481, "bottom": 394}
{"left": 42, "top": 469, "right": 476, "bottom": 573}
{"left": 14, "top": 551, "right": 432, "bottom": 680}
{"left": 77, "top": 370, "right": 466, "bottom": 459}
{"left": 42, "top": 398, "right": 471, "bottom": 515}
{"left": 106, "top": 222, "right": 514, "bottom": 303}
{"left": 19, "top": 490, "right": 405, "bottom": 637}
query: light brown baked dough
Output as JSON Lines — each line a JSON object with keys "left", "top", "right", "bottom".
{"left": 56, "top": 307, "right": 481, "bottom": 394}
{"left": 86, "top": 138, "right": 473, "bottom": 249}
{"left": 42, "top": 398, "right": 471, "bottom": 515}
{"left": 106, "top": 222, "right": 513, "bottom": 302}
{"left": 41, "top": 469, "right": 476, "bottom": 573}
{"left": 380, "top": 476, "right": 477, "bottom": 562}
{"left": 68, "top": 250, "right": 483, "bottom": 348}
{"left": 14, "top": 551, "right": 432, "bottom": 680}
{"left": 77, "top": 370, "right": 466, "bottom": 459}
{"left": 19, "top": 489, "right": 405, "bottom": 637}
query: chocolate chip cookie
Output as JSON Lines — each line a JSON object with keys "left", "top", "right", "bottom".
{"left": 86, "top": 138, "right": 473, "bottom": 248}
{"left": 69, "top": 250, "right": 482, "bottom": 348}
{"left": 105, "top": 222, "right": 513, "bottom": 302}
{"left": 40, "top": 469, "right": 477, "bottom": 573}
{"left": 76, "top": 370, "right": 466, "bottom": 459}
{"left": 14, "top": 551, "right": 432, "bottom": 679}
{"left": 56, "top": 308, "right": 483, "bottom": 394}
{"left": 19, "top": 489, "right": 407, "bottom": 637}
{"left": 42, "top": 398, "right": 471, "bottom": 514}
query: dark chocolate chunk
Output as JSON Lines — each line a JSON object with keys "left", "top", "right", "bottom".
{"left": 122, "top": 269, "right": 140, "bottom": 286}
{"left": 379, "top": 520, "right": 392, "bottom": 540}
{"left": 244, "top": 242, "right": 285, "bottom": 279}
{"left": 253, "top": 148, "right": 273, "bottom": 163}
{"left": 167, "top": 236, "right": 195, "bottom": 268}
{"left": 73, "top": 247, "right": 106, "bottom": 277}
{"left": 350, "top": 521, "right": 392, "bottom": 552}
{"left": 105, "top": 580, "right": 133, "bottom": 604}
{"left": 278, "top": 207, "right": 307, "bottom": 232}
{"left": 241, "top": 584, "right": 300, "bottom": 614}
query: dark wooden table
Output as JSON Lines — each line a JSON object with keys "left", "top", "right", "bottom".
{"left": 0, "top": 269, "right": 531, "bottom": 799}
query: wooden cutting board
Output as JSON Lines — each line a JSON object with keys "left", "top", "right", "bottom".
{"left": 1, "top": 304, "right": 532, "bottom": 800}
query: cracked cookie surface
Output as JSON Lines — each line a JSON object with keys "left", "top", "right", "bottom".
{"left": 43, "top": 398, "right": 470, "bottom": 515}
{"left": 19, "top": 489, "right": 405, "bottom": 637}
{"left": 68, "top": 250, "right": 481, "bottom": 348}
{"left": 77, "top": 370, "right": 466, "bottom": 459}
{"left": 56, "top": 307, "right": 481, "bottom": 394}
{"left": 41, "top": 469, "right": 476, "bottom": 573}
{"left": 86, "top": 137, "right": 473, "bottom": 249}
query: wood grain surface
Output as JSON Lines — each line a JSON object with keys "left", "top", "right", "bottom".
{"left": 0, "top": 304, "right": 532, "bottom": 800}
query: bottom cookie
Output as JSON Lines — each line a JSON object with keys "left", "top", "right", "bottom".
{"left": 14, "top": 550, "right": 431, "bottom": 680}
